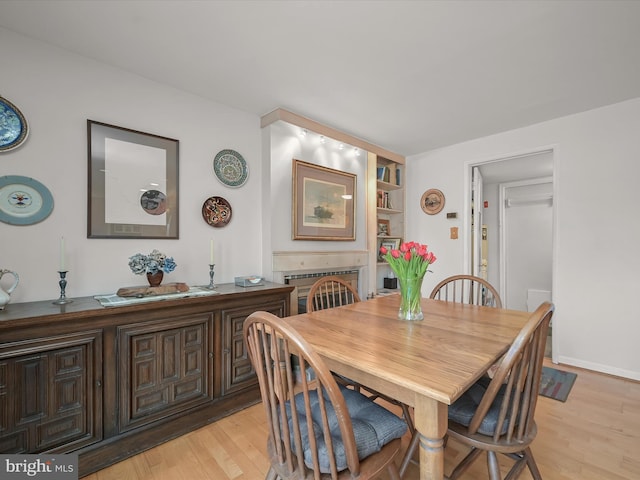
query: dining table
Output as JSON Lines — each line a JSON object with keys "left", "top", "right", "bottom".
{"left": 282, "top": 294, "right": 530, "bottom": 480}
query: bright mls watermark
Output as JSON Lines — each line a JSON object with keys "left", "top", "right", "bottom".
{"left": 0, "top": 455, "right": 78, "bottom": 480}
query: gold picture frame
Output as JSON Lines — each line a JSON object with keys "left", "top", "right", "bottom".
{"left": 292, "top": 159, "right": 356, "bottom": 241}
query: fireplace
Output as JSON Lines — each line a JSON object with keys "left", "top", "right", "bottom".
{"left": 272, "top": 250, "right": 368, "bottom": 314}
{"left": 284, "top": 270, "right": 359, "bottom": 314}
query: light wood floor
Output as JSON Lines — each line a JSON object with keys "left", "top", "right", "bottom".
{"left": 84, "top": 359, "right": 640, "bottom": 480}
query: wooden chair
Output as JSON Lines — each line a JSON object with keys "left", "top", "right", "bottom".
{"left": 306, "top": 276, "right": 415, "bottom": 434}
{"left": 306, "top": 276, "right": 361, "bottom": 313}
{"left": 244, "top": 310, "right": 407, "bottom": 480}
{"left": 400, "top": 302, "right": 553, "bottom": 480}
{"left": 305, "top": 276, "right": 362, "bottom": 391}
{"left": 430, "top": 274, "right": 503, "bottom": 308}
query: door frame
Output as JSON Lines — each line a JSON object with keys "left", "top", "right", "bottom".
{"left": 498, "top": 176, "right": 553, "bottom": 306}
{"left": 464, "top": 147, "right": 558, "bottom": 361}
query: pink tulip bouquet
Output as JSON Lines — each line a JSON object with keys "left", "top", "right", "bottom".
{"left": 379, "top": 241, "right": 436, "bottom": 320}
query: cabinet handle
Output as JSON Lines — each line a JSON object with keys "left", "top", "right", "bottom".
{"left": 96, "top": 380, "right": 102, "bottom": 388}
{"left": 209, "top": 352, "right": 214, "bottom": 359}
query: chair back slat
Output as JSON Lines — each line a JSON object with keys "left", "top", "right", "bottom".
{"left": 244, "top": 311, "right": 360, "bottom": 479}
{"left": 467, "top": 302, "right": 553, "bottom": 443}
{"left": 430, "top": 274, "right": 502, "bottom": 308}
{"left": 307, "top": 276, "right": 361, "bottom": 312}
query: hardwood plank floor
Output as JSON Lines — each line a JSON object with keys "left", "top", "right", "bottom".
{"left": 83, "top": 359, "right": 640, "bottom": 479}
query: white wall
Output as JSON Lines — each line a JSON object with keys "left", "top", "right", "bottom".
{"left": 406, "top": 97, "right": 640, "bottom": 380}
{"left": 262, "top": 121, "right": 368, "bottom": 261}
{"left": 0, "top": 28, "right": 263, "bottom": 303}
{"left": 262, "top": 121, "right": 367, "bottom": 285}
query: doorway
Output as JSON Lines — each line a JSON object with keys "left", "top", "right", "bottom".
{"left": 469, "top": 150, "right": 554, "bottom": 356}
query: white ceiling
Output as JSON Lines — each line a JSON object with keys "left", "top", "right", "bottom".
{"left": 2, "top": 0, "right": 640, "bottom": 156}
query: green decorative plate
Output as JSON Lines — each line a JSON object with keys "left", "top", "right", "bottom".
{"left": 213, "top": 149, "right": 248, "bottom": 187}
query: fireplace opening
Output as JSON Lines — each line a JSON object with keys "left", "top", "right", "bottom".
{"left": 284, "top": 270, "right": 359, "bottom": 314}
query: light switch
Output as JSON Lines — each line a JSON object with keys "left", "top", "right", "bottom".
{"left": 450, "top": 227, "right": 458, "bottom": 239}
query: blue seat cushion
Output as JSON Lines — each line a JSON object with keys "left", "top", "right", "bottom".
{"left": 284, "top": 385, "right": 407, "bottom": 473}
{"left": 448, "top": 377, "right": 510, "bottom": 436}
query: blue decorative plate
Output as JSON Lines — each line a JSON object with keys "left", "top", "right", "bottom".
{"left": 213, "top": 149, "right": 248, "bottom": 187}
{"left": 0, "top": 96, "right": 29, "bottom": 152}
{"left": 0, "top": 175, "right": 54, "bottom": 225}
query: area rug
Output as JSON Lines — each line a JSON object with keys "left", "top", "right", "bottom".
{"left": 539, "top": 366, "right": 577, "bottom": 402}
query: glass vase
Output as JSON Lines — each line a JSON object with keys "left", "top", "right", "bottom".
{"left": 398, "top": 274, "right": 425, "bottom": 321}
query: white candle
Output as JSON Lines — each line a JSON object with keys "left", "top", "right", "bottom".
{"left": 210, "top": 239, "right": 214, "bottom": 265}
{"left": 59, "top": 237, "right": 65, "bottom": 271}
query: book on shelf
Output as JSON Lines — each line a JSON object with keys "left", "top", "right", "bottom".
{"left": 377, "top": 190, "right": 392, "bottom": 209}
{"left": 377, "top": 166, "right": 391, "bottom": 183}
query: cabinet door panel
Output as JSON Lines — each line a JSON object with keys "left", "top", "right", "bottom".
{"left": 221, "top": 300, "right": 286, "bottom": 396}
{"left": 0, "top": 332, "right": 102, "bottom": 453}
{"left": 118, "top": 314, "right": 213, "bottom": 432}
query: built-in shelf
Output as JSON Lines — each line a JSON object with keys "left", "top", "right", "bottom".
{"left": 373, "top": 155, "right": 405, "bottom": 295}
{"left": 377, "top": 180, "right": 402, "bottom": 191}
{"left": 377, "top": 207, "right": 403, "bottom": 215}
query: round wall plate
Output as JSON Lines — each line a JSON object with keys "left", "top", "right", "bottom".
{"left": 0, "top": 175, "right": 54, "bottom": 225}
{"left": 202, "top": 195, "right": 232, "bottom": 227}
{"left": 421, "top": 189, "right": 445, "bottom": 215}
{"left": 213, "top": 149, "right": 248, "bottom": 187}
{"left": 0, "top": 96, "right": 29, "bottom": 152}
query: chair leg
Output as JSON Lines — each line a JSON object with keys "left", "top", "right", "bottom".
{"left": 487, "top": 451, "right": 502, "bottom": 480}
{"left": 448, "top": 447, "right": 482, "bottom": 480}
{"left": 265, "top": 467, "right": 278, "bottom": 480}
{"left": 400, "top": 403, "right": 415, "bottom": 434}
{"left": 502, "top": 450, "right": 531, "bottom": 480}
{"left": 388, "top": 462, "right": 401, "bottom": 480}
{"left": 399, "top": 431, "right": 420, "bottom": 478}
{"left": 524, "top": 447, "right": 543, "bottom": 480}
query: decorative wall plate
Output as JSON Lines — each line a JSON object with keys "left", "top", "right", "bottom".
{"left": 0, "top": 96, "right": 29, "bottom": 152}
{"left": 202, "top": 196, "right": 232, "bottom": 227}
{"left": 140, "top": 189, "right": 167, "bottom": 215}
{"left": 0, "top": 175, "right": 54, "bottom": 225}
{"left": 213, "top": 149, "right": 248, "bottom": 187}
{"left": 420, "top": 188, "right": 445, "bottom": 215}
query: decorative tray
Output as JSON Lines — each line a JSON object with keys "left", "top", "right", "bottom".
{"left": 116, "top": 282, "right": 189, "bottom": 297}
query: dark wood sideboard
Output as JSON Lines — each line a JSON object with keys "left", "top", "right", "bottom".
{"left": 0, "top": 282, "right": 294, "bottom": 477}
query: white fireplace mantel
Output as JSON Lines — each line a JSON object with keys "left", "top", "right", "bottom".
{"left": 272, "top": 250, "right": 368, "bottom": 278}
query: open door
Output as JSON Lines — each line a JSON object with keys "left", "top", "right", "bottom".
{"left": 471, "top": 167, "right": 483, "bottom": 277}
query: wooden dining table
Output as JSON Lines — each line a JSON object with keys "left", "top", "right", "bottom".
{"left": 282, "top": 294, "right": 530, "bottom": 480}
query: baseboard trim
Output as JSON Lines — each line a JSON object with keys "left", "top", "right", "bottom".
{"left": 556, "top": 355, "right": 640, "bottom": 381}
